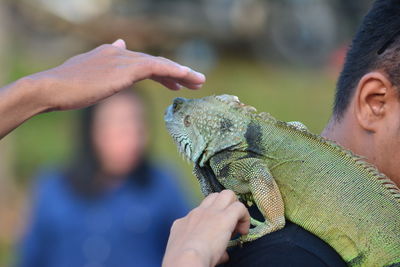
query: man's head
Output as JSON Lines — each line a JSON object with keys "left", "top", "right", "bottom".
{"left": 334, "top": 0, "right": 400, "bottom": 119}
{"left": 324, "top": 0, "right": 400, "bottom": 186}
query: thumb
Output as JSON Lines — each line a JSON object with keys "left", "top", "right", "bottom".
{"left": 112, "top": 39, "right": 126, "bottom": 49}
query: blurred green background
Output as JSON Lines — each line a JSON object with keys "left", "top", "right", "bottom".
{"left": 0, "top": 0, "right": 374, "bottom": 265}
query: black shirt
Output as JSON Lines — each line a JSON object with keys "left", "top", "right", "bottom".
{"left": 221, "top": 207, "right": 347, "bottom": 267}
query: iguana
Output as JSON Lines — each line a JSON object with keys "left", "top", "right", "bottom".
{"left": 164, "top": 94, "right": 400, "bottom": 266}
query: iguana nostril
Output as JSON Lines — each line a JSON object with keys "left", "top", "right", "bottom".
{"left": 172, "top": 97, "right": 186, "bottom": 113}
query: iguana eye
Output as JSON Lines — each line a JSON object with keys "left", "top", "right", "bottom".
{"left": 184, "top": 115, "right": 191, "bottom": 127}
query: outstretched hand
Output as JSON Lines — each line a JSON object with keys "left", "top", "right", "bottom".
{"left": 162, "top": 190, "right": 250, "bottom": 267}
{"left": 0, "top": 39, "right": 206, "bottom": 138}
{"left": 32, "top": 39, "right": 206, "bottom": 111}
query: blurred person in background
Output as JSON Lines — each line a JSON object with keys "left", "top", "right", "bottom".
{"left": 17, "top": 90, "right": 190, "bottom": 267}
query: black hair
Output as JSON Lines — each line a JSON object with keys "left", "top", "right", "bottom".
{"left": 334, "top": 0, "right": 400, "bottom": 120}
{"left": 64, "top": 90, "right": 153, "bottom": 198}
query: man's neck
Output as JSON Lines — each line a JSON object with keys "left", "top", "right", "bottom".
{"left": 321, "top": 117, "right": 400, "bottom": 187}
{"left": 321, "top": 117, "right": 356, "bottom": 153}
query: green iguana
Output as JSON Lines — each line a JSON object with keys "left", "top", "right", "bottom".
{"left": 164, "top": 94, "right": 400, "bottom": 266}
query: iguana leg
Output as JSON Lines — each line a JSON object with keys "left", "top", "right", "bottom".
{"left": 228, "top": 217, "right": 271, "bottom": 247}
{"left": 239, "top": 173, "right": 285, "bottom": 243}
{"left": 217, "top": 158, "right": 285, "bottom": 246}
{"left": 250, "top": 218, "right": 263, "bottom": 226}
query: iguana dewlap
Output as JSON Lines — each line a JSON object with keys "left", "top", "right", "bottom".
{"left": 164, "top": 94, "right": 400, "bottom": 266}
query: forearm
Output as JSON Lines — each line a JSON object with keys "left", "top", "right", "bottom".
{"left": 0, "top": 75, "right": 50, "bottom": 138}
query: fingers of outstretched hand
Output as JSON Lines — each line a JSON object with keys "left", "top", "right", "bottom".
{"left": 149, "top": 62, "right": 205, "bottom": 89}
{"left": 167, "top": 77, "right": 204, "bottom": 90}
{"left": 123, "top": 52, "right": 205, "bottom": 89}
{"left": 171, "top": 66, "right": 205, "bottom": 89}
{"left": 151, "top": 77, "right": 182, "bottom": 91}
{"left": 94, "top": 42, "right": 206, "bottom": 90}
{"left": 31, "top": 40, "right": 205, "bottom": 116}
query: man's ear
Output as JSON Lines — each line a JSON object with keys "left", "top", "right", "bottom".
{"left": 354, "top": 72, "right": 395, "bottom": 133}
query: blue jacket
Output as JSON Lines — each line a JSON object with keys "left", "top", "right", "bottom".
{"left": 18, "top": 166, "right": 190, "bottom": 267}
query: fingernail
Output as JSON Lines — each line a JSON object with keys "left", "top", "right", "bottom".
{"left": 182, "top": 66, "right": 206, "bottom": 81}
{"left": 112, "top": 39, "right": 126, "bottom": 49}
{"left": 195, "top": 71, "right": 206, "bottom": 81}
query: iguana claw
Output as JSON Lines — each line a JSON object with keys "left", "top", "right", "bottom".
{"left": 228, "top": 237, "right": 243, "bottom": 248}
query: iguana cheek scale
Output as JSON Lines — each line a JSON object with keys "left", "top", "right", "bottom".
{"left": 164, "top": 94, "right": 400, "bottom": 267}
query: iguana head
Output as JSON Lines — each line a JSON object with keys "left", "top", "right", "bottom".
{"left": 164, "top": 94, "right": 254, "bottom": 167}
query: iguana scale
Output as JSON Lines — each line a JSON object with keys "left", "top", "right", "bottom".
{"left": 164, "top": 95, "right": 400, "bottom": 266}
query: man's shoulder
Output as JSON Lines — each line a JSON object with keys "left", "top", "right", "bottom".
{"left": 223, "top": 221, "right": 346, "bottom": 267}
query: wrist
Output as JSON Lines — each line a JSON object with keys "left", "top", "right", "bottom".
{"left": 0, "top": 75, "right": 51, "bottom": 138}
{"left": 18, "top": 72, "right": 55, "bottom": 114}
